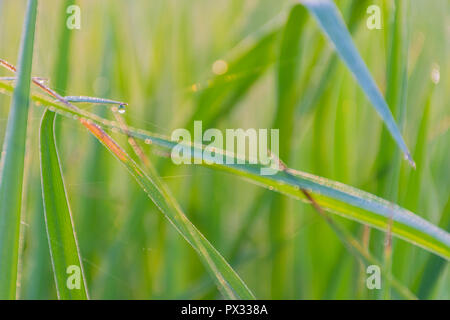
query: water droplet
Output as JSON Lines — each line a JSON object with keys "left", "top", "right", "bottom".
{"left": 118, "top": 104, "right": 126, "bottom": 114}
{"left": 431, "top": 64, "right": 440, "bottom": 84}
{"left": 33, "top": 77, "right": 48, "bottom": 85}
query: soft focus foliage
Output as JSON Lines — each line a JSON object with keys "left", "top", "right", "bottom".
{"left": 0, "top": 0, "right": 448, "bottom": 299}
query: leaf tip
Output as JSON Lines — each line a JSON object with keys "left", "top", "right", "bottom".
{"left": 404, "top": 152, "right": 416, "bottom": 169}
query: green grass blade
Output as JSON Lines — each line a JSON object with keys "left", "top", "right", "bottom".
{"left": 51, "top": 0, "right": 75, "bottom": 140}
{"left": 23, "top": 0, "right": 76, "bottom": 299}
{"left": 301, "top": 0, "right": 414, "bottom": 166}
{"left": 7, "top": 92, "right": 448, "bottom": 260}
{"left": 85, "top": 124, "right": 255, "bottom": 300}
{"left": 52, "top": 0, "right": 75, "bottom": 94}
{"left": 2, "top": 79, "right": 449, "bottom": 283}
{"left": 298, "top": 0, "right": 369, "bottom": 116}
{"left": 178, "top": 208, "right": 418, "bottom": 300}
{"left": 275, "top": 4, "right": 307, "bottom": 135}
{"left": 21, "top": 93, "right": 56, "bottom": 300}
{"left": 381, "top": 0, "right": 410, "bottom": 299}
{"left": 39, "top": 110, "right": 89, "bottom": 299}
{"left": 346, "top": 0, "right": 371, "bottom": 32}
{"left": 76, "top": 25, "right": 117, "bottom": 291}
{"left": 404, "top": 84, "right": 432, "bottom": 213}
{"left": 36, "top": 0, "right": 87, "bottom": 299}
{"left": 0, "top": 0, "right": 447, "bottom": 301}
{"left": 0, "top": 0, "right": 38, "bottom": 299}
{"left": 374, "top": 0, "right": 410, "bottom": 202}
{"left": 64, "top": 96, "right": 126, "bottom": 106}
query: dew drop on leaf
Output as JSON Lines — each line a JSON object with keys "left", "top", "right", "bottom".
{"left": 118, "top": 104, "right": 126, "bottom": 114}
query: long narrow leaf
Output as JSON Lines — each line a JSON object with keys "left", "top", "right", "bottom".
{"left": 85, "top": 124, "right": 255, "bottom": 300}
{"left": 300, "top": 0, "right": 414, "bottom": 166}
{"left": 7, "top": 89, "right": 448, "bottom": 259}
{"left": 25, "top": 0, "right": 77, "bottom": 299}
{"left": 39, "top": 110, "right": 89, "bottom": 299}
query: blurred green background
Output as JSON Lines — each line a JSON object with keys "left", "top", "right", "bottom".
{"left": 0, "top": 0, "right": 448, "bottom": 299}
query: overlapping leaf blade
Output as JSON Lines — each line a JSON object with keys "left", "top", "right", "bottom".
{"left": 2, "top": 88, "right": 446, "bottom": 260}
{"left": 0, "top": 0, "right": 38, "bottom": 299}
{"left": 39, "top": 110, "right": 89, "bottom": 299}
{"left": 300, "top": 0, "right": 414, "bottom": 166}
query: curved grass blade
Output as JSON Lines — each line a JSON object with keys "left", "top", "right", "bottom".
{"left": 39, "top": 110, "right": 89, "bottom": 299}
{"left": 183, "top": 189, "right": 418, "bottom": 300}
{"left": 300, "top": 0, "right": 414, "bottom": 167}
{"left": 298, "top": 0, "right": 370, "bottom": 116}
{"left": 37, "top": 0, "right": 88, "bottom": 298}
{"left": 23, "top": 0, "right": 77, "bottom": 299}
{"left": 178, "top": 210, "right": 418, "bottom": 300}
{"left": 1, "top": 83, "right": 449, "bottom": 259}
{"left": 275, "top": 4, "right": 307, "bottom": 159}
{"left": 380, "top": 0, "right": 410, "bottom": 299}
{"left": 0, "top": 0, "right": 38, "bottom": 299}
{"left": 85, "top": 124, "right": 255, "bottom": 300}
{"left": 270, "top": 4, "right": 308, "bottom": 298}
